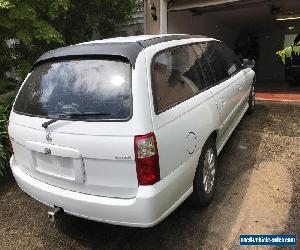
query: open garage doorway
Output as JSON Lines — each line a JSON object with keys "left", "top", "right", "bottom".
{"left": 167, "top": 0, "right": 300, "bottom": 95}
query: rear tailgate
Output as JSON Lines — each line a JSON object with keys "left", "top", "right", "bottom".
{"left": 9, "top": 115, "right": 138, "bottom": 198}
{"left": 9, "top": 55, "right": 152, "bottom": 199}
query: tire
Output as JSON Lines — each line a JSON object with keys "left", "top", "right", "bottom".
{"left": 190, "top": 137, "right": 218, "bottom": 207}
{"left": 247, "top": 83, "right": 255, "bottom": 115}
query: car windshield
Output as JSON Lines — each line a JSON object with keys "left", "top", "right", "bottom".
{"left": 14, "top": 59, "right": 132, "bottom": 120}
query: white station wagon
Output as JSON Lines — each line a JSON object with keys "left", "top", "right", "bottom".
{"left": 9, "top": 35, "right": 255, "bottom": 227}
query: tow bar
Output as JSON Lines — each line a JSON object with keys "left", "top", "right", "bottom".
{"left": 47, "top": 207, "right": 63, "bottom": 223}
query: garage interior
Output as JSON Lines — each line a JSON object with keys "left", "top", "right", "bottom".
{"left": 167, "top": 0, "right": 300, "bottom": 93}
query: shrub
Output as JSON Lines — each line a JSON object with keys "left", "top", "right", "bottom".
{"left": 0, "top": 89, "right": 17, "bottom": 105}
{"left": 0, "top": 104, "right": 11, "bottom": 176}
{"left": 276, "top": 45, "right": 300, "bottom": 64}
{"left": 0, "top": 90, "right": 16, "bottom": 176}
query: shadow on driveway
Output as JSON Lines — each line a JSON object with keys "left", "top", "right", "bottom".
{"left": 1, "top": 102, "right": 299, "bottom": 249}
{"left": 50, "top": 104, "right": 270, "bottom": 249}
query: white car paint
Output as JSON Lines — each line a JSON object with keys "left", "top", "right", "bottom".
{"left": 9, "top": 35, "right": 255, "bottom": 227}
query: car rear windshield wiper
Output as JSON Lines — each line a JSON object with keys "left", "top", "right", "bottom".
{"left": 42, "top": 112, "right": 111, "bottom": 129}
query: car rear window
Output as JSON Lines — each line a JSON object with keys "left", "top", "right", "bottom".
{"left": 14, "top": 59, "right": 132, "bottom": 120}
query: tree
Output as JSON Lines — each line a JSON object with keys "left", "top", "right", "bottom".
{"left": 0, "top": 0, "right": 141, "bottom": 177}
{"left": 0, "top": 0, "right": 70, "bottom": 81}
{"left": 55, "top": 0, "right": 142, "bottom": 45}
{"left": 0, "top": 0, "right": 141, "bottom": 83}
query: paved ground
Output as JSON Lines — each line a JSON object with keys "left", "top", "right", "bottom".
{"left": 256, "top": 81, "right": 300, "bottom": 102}
{"left": 256, "top": 81, "right": 300, "bottom": 93}
{"left": 256, "top": 92, "right": 300, "bottom": 103}
{"left": 0, "top": 101, "right": 300, "bottom": 249}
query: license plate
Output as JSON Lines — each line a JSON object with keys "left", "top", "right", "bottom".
{"left": 33, "top": 152, "right": 75, "bottom": 180}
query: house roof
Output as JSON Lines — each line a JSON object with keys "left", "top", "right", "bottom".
{"left": 33, "top": 34, "right": 209, "bottom": 69}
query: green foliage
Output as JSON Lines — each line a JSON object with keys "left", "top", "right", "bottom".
{"left": 0, "top": 79, "right": 16, "bottom": 176}
{"left": 276, "top": 45, "right": 300, "bottom": 64}
{"left": 0, "top": 102, "right": 13, "bottom": 176}
{"left": 0, "top": 0, "right": 141, "bottom": 177}
{"left": 0, "top": 0, "right": 141, "bottom": 81}
{"left": 0, "top": 78, "right": 18, "bottom": 95}
{"left": 55, "top": 0, "right": 141, "bottom": 45}
{"left": 0, "top": 0, "right": 71, "bottom": 80}
{"left": 0, "top": 90, "right": 18, "bottom": 106}
{"left": 0, "top": 0, "right": 14, "bottom": 9}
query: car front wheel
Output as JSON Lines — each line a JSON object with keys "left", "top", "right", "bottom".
{"left": 247, "top": 84, "right": 255, "bottom": 114}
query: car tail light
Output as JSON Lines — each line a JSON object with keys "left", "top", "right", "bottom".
{"left": 134, "top": 132, "right": 160, "bottom": 185}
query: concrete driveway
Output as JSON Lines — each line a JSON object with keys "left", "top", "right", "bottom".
{"left": 0, "top": 101, "right": 299, "bottom": 249}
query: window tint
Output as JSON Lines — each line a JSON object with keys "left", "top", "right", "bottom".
{"left": 152, "top": 45, "right": 202, "bottom": 113}
{"left": 14, "top": 59, "right": 132, "bottom": 120}
{"left": 192, "top": 43, "right": 215, "bottom": 87}
{"left": 204, "top": 42, "right": 229, "bottom": 83}
{"left": 218, "top": 43, "right": 241, "bottom": 75}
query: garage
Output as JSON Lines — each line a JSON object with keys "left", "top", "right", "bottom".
{"left": 145, "top": 0, "right": 300, "bottom": 93}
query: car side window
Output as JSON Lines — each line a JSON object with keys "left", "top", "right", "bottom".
{"left": 204, "top": 41, "right": 229, "bottom": 84}
{"left": 192, "top": 43, "right": 216, "bottom": 88}
{"left": 152, "top": 45, "right": 203, "bottom": 113}
{"left": 218, "top": 42, "right": 241, "bottom": 75}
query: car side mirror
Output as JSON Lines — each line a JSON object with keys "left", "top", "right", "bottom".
{"left": 242, "top": 59, "right": 255, "bottom": 69}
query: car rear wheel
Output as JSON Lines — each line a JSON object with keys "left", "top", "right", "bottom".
{"left": 191, "top": 137, "right": 217, "bottom": 207}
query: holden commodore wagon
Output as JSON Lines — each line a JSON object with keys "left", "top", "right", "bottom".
{"left": 8, "top": 35, "right": 255, "bottom": 227}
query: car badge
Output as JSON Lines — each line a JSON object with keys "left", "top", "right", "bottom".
{"left": 46, "top": 132, "right": 52, "bottom": 142}
{"left": 44, "top": 148, "right": 51, "bottom": 155}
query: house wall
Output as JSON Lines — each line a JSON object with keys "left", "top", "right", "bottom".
{"left": 168, "top": 11, "right": 286, "bottom": 82}
{"left": 145, "top": 0, "right": 241, "bottom": 35}
{"left": 170, "top": 0, "right": 240, "bottom": 11}
{"left": 168, "top": 10, "right": 238, "bottom": 48}
{"left": 256, "top": 30, "right": 285, "bottom": 82}
{"left": 117, "top": 9, "right": 145, "bottom": 36}
{"left": 146, "top": 1, "right": 286, "bottom": 82}
{"left": 145, "top": 0, "right": 160, "bottom": 34}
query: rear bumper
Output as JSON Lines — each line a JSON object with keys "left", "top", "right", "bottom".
{"left": 10, "top": 156, "right": 193, "bottom": 227}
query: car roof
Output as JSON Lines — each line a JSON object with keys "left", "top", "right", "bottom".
{"left": 78, "top": 34, "right": 207, "bottom": 45}
{"left": 33, "top": 34, "right": 211, "bottom": 69}
{"left": 78, "top": 35, "right": 175, "bottom": 44}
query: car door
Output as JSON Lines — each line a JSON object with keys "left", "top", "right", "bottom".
{"left": 219, "top": 42, "right": 248, "bottom": 113}
{"left": 199, "top": 41, "right": 242, "bottom": 141}
{"left": 150, "top": 43, "right": 210, "bottom": 178}
{"left": 242, "top": 66, "right": 255, "bottom": 102}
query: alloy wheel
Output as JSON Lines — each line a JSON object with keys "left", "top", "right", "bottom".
{"left": 202, "top": 148, "right": 216, "bottom": 194}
